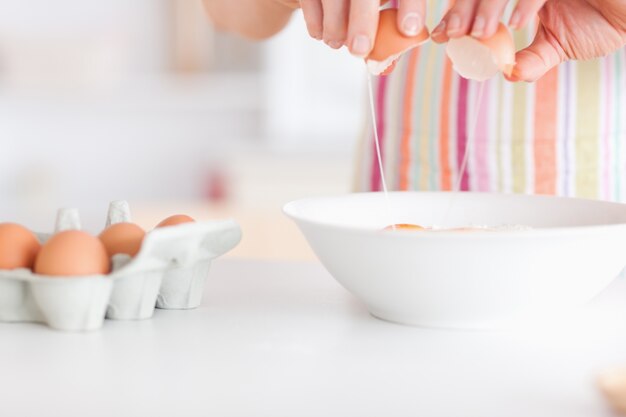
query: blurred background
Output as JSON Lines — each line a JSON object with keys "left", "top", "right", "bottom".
{"left": 0, "top": 0, "right": 368, "bottom": 259}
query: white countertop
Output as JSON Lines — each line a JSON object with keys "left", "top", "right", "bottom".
{"left": 1, "top": 260, "right": 626, "bottom": 417}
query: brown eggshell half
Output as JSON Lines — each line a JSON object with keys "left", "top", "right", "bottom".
{"left": 366, "top": 8, "right": 430, "bottom": 75}
{"left": 99, "top": 222, "right": 146, "bottom": 258}
{"left": 446, "top": 23, "right": 515, "bottom": 81}
{"left": 478, "top": 23, "right": 515, "bottom": 76}
{"left": 0, "top": 223, "right": 41, "bottom": 270}
{"left": 156, "top": 214, "right": 196, "bottom": 228}
{"left": 34, "top": 230, "right": 110, "bottom": 277}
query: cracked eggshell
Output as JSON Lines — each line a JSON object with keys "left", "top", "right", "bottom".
{"left": 34, "top": 230, "right": 111, "bottom": 277}
{"left": 0, "top": 223, "right": 40, "bottom": 270}
{"left": 366, "top": 8, "right": 430, "bottom": 76}
{"left": 446, "top": 23, "right": 515, "bottom": 81}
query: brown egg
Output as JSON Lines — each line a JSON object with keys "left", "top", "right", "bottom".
{"left": 34, "top": 230, "right": 110, "bottom": 277}
{"left": 366, "top": 8, "right": 430, "bottom": 76}
{"left": 0, "top": 223, "right": 41, "bottom": 270}
{"left": 156, "top": 214, "right": 195, "bottom": 228}
{"left": 99, "top": 222, "right": 145, "bottom": 257}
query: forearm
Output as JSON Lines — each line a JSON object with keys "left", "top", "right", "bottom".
{"left": 203, "top": 0, "right": 297, "bottom": 40}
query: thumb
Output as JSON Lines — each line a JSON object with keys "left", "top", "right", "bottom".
{"left": 506, "top": 24, "right": 566, "bottom": 82}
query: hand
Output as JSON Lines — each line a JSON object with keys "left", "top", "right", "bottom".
{"left": 431, "top": 0, "right": 626, "bottom": 82}
{"left": 510, "top": 0, "right": 626, "bottom": 81}
{"left": 431, "top": 0, "right": 547, "bottom": 42}
{"left": 289, "top": 0, "right": 426, "bottom": 57}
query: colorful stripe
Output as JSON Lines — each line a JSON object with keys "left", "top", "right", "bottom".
{"left": 357, "top": 0, "right": 625, "bottom": 203}
{"left": 411, "top": 39, "right": 430, "bottom": 188}
{"left": 615, "top": 52, "right": 624, "bottom": 200}
{"left": 418, "top": 42, "right": 437, "bottom": 190}
{"left": 369, "top": 74, "right": 388, "bottom": 192}
{"left": 474, "top": 81, "right": 490, "bottom": 191}
{"left": 456, "top": 78, "right": 469, "bottom": 191}
{"left": 575, "top": 60, "right": 601, "bottom": 198}
{"left": 439, "top": 57, "right": 453, "bottom": 191}
{"left": 511, "top": 78, "right": 527, "bottom": 193}
{"left": 561, "top": 63, "right": 572, "bottom": 196}
{"left": 384, "top": 53, "right": 405, "bottom": 190}
{"left": 427, "top": 45, "right": 446, "bottom": 190}
{"left": 486, "top": 76, "right": 500, "bottom": 191}
{"left": 498, "top": 77, "right": 512, "bottom": 192}
{"left": 533, "top": 67, "right": 559, "bottom": 194}
{"left": 399, "top": 50, "right": 420, "bottom": 190}
{"left": 447, "top": 64, "right": 461, "bottom": 189}
{"left": 601, "top": 55, "right": 612, "bottom": 200}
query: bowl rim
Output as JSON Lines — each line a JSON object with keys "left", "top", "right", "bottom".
{"left": 283, "top": 191, "right": 626, "bottom": 239}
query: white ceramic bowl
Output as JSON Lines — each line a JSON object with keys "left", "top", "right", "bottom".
{"left": 284, "top": 192, "right": 626, "bottom": 329}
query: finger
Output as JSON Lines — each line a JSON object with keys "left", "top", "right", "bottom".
{"left": 301, "top": 0, "right": 324, "bottom": 40}
{"left": 506, "top": 24, "right": 565, "bottom": 82}
{"left": 430, "top": 20, "right": 449, "bottom": 43}
{"left": 471, "top": 0, "right": 509, "bottom": 39}
{"left": 397, "top": 0, "right": 426, "bottom": 36}
{"left": 321, "top": 0, "right": 350, "bottom": 49}
{"left": 347, "top": 0, "right": 379, "bottom": 57}
{"left": 509, "top": 0, "right": 548, "bottom": 30}
{"left": 431, "top": 0, "right": 480, "bottom": 43}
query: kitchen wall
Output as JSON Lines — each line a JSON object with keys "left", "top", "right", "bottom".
{"left": 0, "top": 0, "right": 366, "bottom": 232}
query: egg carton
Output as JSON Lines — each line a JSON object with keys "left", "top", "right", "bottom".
{"left": 0, "top": 201, "right": 241, "bottom": 331}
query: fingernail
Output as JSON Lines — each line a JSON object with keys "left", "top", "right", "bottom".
{"left": 471, "top": 16, "right": 485, "bottom": 37}
{"left": 401, "top": 12, "right": 422, "bottom": 36}
{"left": 509, "top": 10, "right": 521, "bottom": 29}
{"left": 432, "top": 21, "right": 446, "bottom": 36}
{"left": 351, "top": 35, "right": 371, "bottom": 57}
{"left": 327, "top": 40, "right": 343, "bottom": 49}
{"left": 446, "top": 15, "right": 461, "bottom": 35}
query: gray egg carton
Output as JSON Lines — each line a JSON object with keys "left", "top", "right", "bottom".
{"left": 0, "top": 201, "right": 241, "bottom": 331}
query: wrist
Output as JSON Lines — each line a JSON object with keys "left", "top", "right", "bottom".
{"left": 259, "top": 0, "right": 299, "bottom": 17}
{"left": 203, "top": 0, "right": 297, "bottom": 39}
{"left": 266, "top": 0, "right": 300, "bottom": 12}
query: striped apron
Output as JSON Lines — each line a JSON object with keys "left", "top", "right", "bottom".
{"left": 355, "top": 0, "right": 626, "bottom": 202}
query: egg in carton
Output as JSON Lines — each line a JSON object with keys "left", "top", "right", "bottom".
{"left": 0, "top": 209, "right": 113, "bottom": 331}
{"left": 105, "top": 200, "right": 242, "bottom": 316}
{"left": 0, "top": 202, "right": 241, "bottom": 331}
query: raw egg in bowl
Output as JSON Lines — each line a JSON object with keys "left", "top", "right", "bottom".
{"left": 284, "top": 192, "right": 626, "bottom": 329}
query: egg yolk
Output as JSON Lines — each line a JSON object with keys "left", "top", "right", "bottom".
{"left": 383, "top": 224, "right": 425, "bottom": 231}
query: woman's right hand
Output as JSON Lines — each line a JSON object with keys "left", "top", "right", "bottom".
{"left": 284, "top": 0, "right": 426, "bottom": 57}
